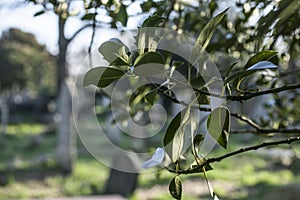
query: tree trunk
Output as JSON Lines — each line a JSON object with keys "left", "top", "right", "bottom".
{"left": 55, "top": 16, "right": 76, "bottom": 174}
{"left": 56, "top": 78, "right": 76, "bottom": 174}
{"left": 56, "top": 17, "right": 68, "bottom": 94}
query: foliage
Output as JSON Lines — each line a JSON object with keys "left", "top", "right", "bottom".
{"left": 0, "top": 28, "right": 56, "bottom": 94}
{"left": 8, "top": 0, "right": 299, "bottom": 199}
{"left": 83, "top": 7, "right": 300, "bottom": 199}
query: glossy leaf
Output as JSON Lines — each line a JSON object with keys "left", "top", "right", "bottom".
{"left": 207, "top": 106, "right": 230, "bottom": 149}
{"left": 196, "top": 92, "right": 209, "bottom": 104}
{"left": 133, "top": 52, "right": 165, "bottom": 76}
{"left": 98, "top": 40, "right": 129, "bottom": 66}
{"left": 190, "top": 76, "right": 206, "bottom": 88}
{"left": 169, "top": 176, "right": 182, "bottom": 200}
{"left": 140, "top": 0, "right": 152, "bottom": 12}
{"left": 33, "top": 10, "right": 45, "bottom": 17}
{"left": 114, "top": 4, "right": 128, "bottom": 26}
{"left": 137, "top": 14, "right": 163, "bottom": 55}
{"left": 224, "top": 61, "right": 278, "bottom": 85}
{"left": 244, "top": 50, "right": 277, "bottom": 69}
{"left": 142, "top": 147, "right": 165, "bottom": 169}
{"left": 191, "top": 8, "right": 228, "bottom": 63}
{"left": 83, "top": 67, "right": 106, "bottom": 87}
{"left": 190, "top": 76, "right": 209, "bottom": 104}
{"left": 134, "top": 52, "right": 165, "bottom": 66}
{"left": 145, "top": 89, "right": 158, "bottom": 105}
{"left": 247, "top": 61, "right": 278, "bottom": 70}
{"left": 163, "top": 107, "right": 191, "bottom": 162}
{"left": 82, "top": 13, "right": 96, "bottom": 20}
{"left": 83, "top": 67, "right": 125, "bottom": 88}
{"left": 97, "top": 67, "right": 125, "bottom": 88}
{"left": 193, "top": 134, "right": 204, "bottom": 156}
{"left": 142, "top": 14, "right": 164, "bottom": 28}
{"left": 172, "top": 61, "right": 185, "bottom": 68}
{"left": 129, "top": 85, "right": 151, "bottom": 106}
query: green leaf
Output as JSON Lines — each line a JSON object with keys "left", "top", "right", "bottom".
{"left": 33, "top": 10, "right": 45, "bottom": 17}
{"left": 207, "top": 106, "right": 230, "bottom": 149}
{"left": 224, "top": 61, "right": 278, "bottom": 85}
{"left": 193, "top": 134, "right": 204, "bottom": 156}
{"left": 145, "top": 89, "right": 158, "bottom": 105}
{"left": 190, "top": 76, "right": 209, "bottom": 104}
{"left": 98, "top": 40, "right": 129, "bottom": 66}
{"left": 142, "top": 14, "right": 164, "bottom": 28}
{"left": 141, "top": 0, "right": 152, "bottom": 12}
{"left": 163, "top": 107, "right": 191, "bottom": 162}
{"left": 83, "top": 67, "right": 125, "bottom": 88}
{"left": 137, "top": 14, "right": 163, "bottom": 55}
{"left": 190, "top": 76, "right": 206, "bottom": 88}
{"left": 244, "top": 50, "right": 277, "bottom": 69}
{"left": 191, "top": 8, "right": 228, "bottom": 63}
{"left": 172, "top": 61, "right": 185, "bottom": 68}
{"left": 129, "top": 85, "right": 147, "bottom": 106}
{"left": 82, "top": 13, "right": 96, "bottom": 20}
{"left": 115, "top": 4, "right": 128, "bottom": 26}
{"left": 134, "top": 52, "right": 165, "bottom": 66}
{"left": 83, "top": 67, "right": 106, "bottom": 87}
{"left": 133, "top": 52, "right": 165, "bottom": 76}
{"left": 246, "top": 61, "right": 278, "bottom": 71}
{"left": 129, "top": 84, "right": 155, "bottom": 106}
{"left": 98, "top": 68, "right": 125, "bottom": 88}
{"left": 169, "top": 176, "right": 182, "bottom": 200}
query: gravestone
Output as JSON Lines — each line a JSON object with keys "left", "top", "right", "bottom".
{"left": 105, "top": 154, "right": 139, "bottom": 197}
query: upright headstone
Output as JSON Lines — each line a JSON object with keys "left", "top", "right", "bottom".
{"left": 105, "top": 154, "right": 139, "bottom": 197}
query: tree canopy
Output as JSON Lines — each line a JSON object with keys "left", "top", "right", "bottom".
{"left": 0, "top": 28, "right": 56, "bottom": 94}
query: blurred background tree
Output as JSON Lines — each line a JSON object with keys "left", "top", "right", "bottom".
{"left": 0, "top": 28, "right": 56, "bottom": 93}
{"left": 0, "top": 28, "right": 55, "bottom": 136}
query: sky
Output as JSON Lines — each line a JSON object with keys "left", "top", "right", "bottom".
{"left": 0, "top": 0, "right": 146, "bottom": 75}
{"left": 0, "top": 0, "right": 227, "bottom": 55}
{"left": 0, "top": 0, "right": 146, "bottom": 52}
{"left": 0, "top": 0, "right": 60, "bottom": 54}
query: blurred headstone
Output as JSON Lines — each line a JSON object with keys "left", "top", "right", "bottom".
{"left": 105, "top": 154, "right": 139, "bottom": 197}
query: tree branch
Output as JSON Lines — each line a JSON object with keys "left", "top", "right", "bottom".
{"left": 163, "top": 0, "right": 176, "bottom": 27}
{"left": 231, "top": 128, "right": 300, "bottom": 135}
{"left": 153, "top": 81, "right": 300, "bottom": 135}
{"left": 88, "top": 17, "right": 97, "bottom": 68}
{"left": 227, "top": 83, "right": 300, "bottom": 101}
{"left": 187, "top": 82, "right": 300, "bottom": 103}
{"left": 68, "top": 23, "right": 94, "bottom": 42}
{"left": 166, "top": 136, "right": 300, "bottom": 174}
{"left": 229, "top": 112, "right": 261, "bottom": 130}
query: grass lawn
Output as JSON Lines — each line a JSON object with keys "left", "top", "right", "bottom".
{"left": 0, "top": 123, "right": 299, "bottom": 200}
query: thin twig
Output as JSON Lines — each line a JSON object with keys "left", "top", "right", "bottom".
{"left": 229, "top": 113, "right": 261, "bottom": 130}
{"left": 227, "top": 83, "right": 300, "bottom": 101}
{"left": 166, "top": 136, "right": 300, "bottom": 174}
{"left": 163, "top": 0, "right": 176, "bottom": 27}
{"left": 153, "top": 81, "right": 300, "bottom": 135}
{"left": 88, "top": 16, "right": 97, "bottom": 68}
{"left": 193, "top": 83, "right": 300, "bottom": 102}
{"left": 68, "top": 24, "right": 94, "bottom": 42}
{"left": 231, "top": 128, "right": 300, "bottom": 135}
